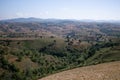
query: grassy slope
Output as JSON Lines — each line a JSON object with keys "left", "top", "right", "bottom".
{"left": 39, "top": 61, "right": 120, "bottom": 80}
{"left": 85, "top": 45, "right": 120, "bottom": 65}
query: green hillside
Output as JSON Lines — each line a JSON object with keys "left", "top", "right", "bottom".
{"left": 0, "top": 37, "right": 120, "bottom": 80}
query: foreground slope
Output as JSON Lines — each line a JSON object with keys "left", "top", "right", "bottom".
{"left": 39, "top": 61, "right": 120, "bottom": 80}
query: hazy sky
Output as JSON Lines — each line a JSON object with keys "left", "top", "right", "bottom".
{"left": 0, "top": 0, "right": 120, "bottom": 20}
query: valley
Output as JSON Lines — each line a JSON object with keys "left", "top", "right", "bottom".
{"left": 0, "top": 18, "right": 120, "bottom": 80}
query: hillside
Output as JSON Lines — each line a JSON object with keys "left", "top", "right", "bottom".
{"left": 0, "top": 18, "right": 120, "bottom": 80}
{"left": 39, "top": 61, "right": 120, "bottom": 80}
{"left": 0, "top": 38, "right": 120, "bottom": 80}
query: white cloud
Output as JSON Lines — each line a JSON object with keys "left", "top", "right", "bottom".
{"left": 15, "top": 12, "right": 36, "bottom": 18}
{"left": 16, "top": 12, "right": 24, "bottom": 17}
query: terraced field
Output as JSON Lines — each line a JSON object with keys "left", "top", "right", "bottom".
{"left": 39, "top": 61, "right": 120, "bottom": 80}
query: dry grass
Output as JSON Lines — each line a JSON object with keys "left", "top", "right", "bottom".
{"left": 15, "top": 57, "right": 39, "bottom": 71}
{"left": 39, "top": 61, "right": 120, "bottom": 80}
{"left": 0, "top": 38, "right": 39, "bottom": 40}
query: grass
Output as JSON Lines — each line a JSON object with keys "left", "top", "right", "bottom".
{"left": 85, "top": 46, "right": 120, "bottom": 65}
{"left": 14, "top": 56, "right": 39, "bottom": 71}
{"left": 39, "top": 61, "right": 120, "bottom": 80}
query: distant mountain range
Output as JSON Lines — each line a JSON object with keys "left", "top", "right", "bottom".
{"left": 0, "top": 17, "right": 120, "bottom": 23}
{"left": 0, "top": 17, "right": 61, "bottom": 23}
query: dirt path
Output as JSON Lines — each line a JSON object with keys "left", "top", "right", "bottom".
{"left": 39, "top": 61, "right": 120, "bottom": 80}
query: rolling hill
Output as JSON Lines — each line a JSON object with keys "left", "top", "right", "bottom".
{"left": 0, "top": 18, "right": 120, "bottom": 80}
{"left": 39, "top": 61, "right": 120, "bottom": 80}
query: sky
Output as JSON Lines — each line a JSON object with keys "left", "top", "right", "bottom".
{"left": 0, "top": 0, "right": 120, "bottom": 20}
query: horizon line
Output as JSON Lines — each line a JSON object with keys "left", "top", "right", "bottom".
{"left": 1, "top": 17, "right": 120, "bottom": 21}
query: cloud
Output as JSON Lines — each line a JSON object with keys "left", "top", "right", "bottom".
{"left": 15, "top": 12, "right": 34, "bottom": 18}
{"left": 16, "top": 12, "right": 24, "bottom": 17}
